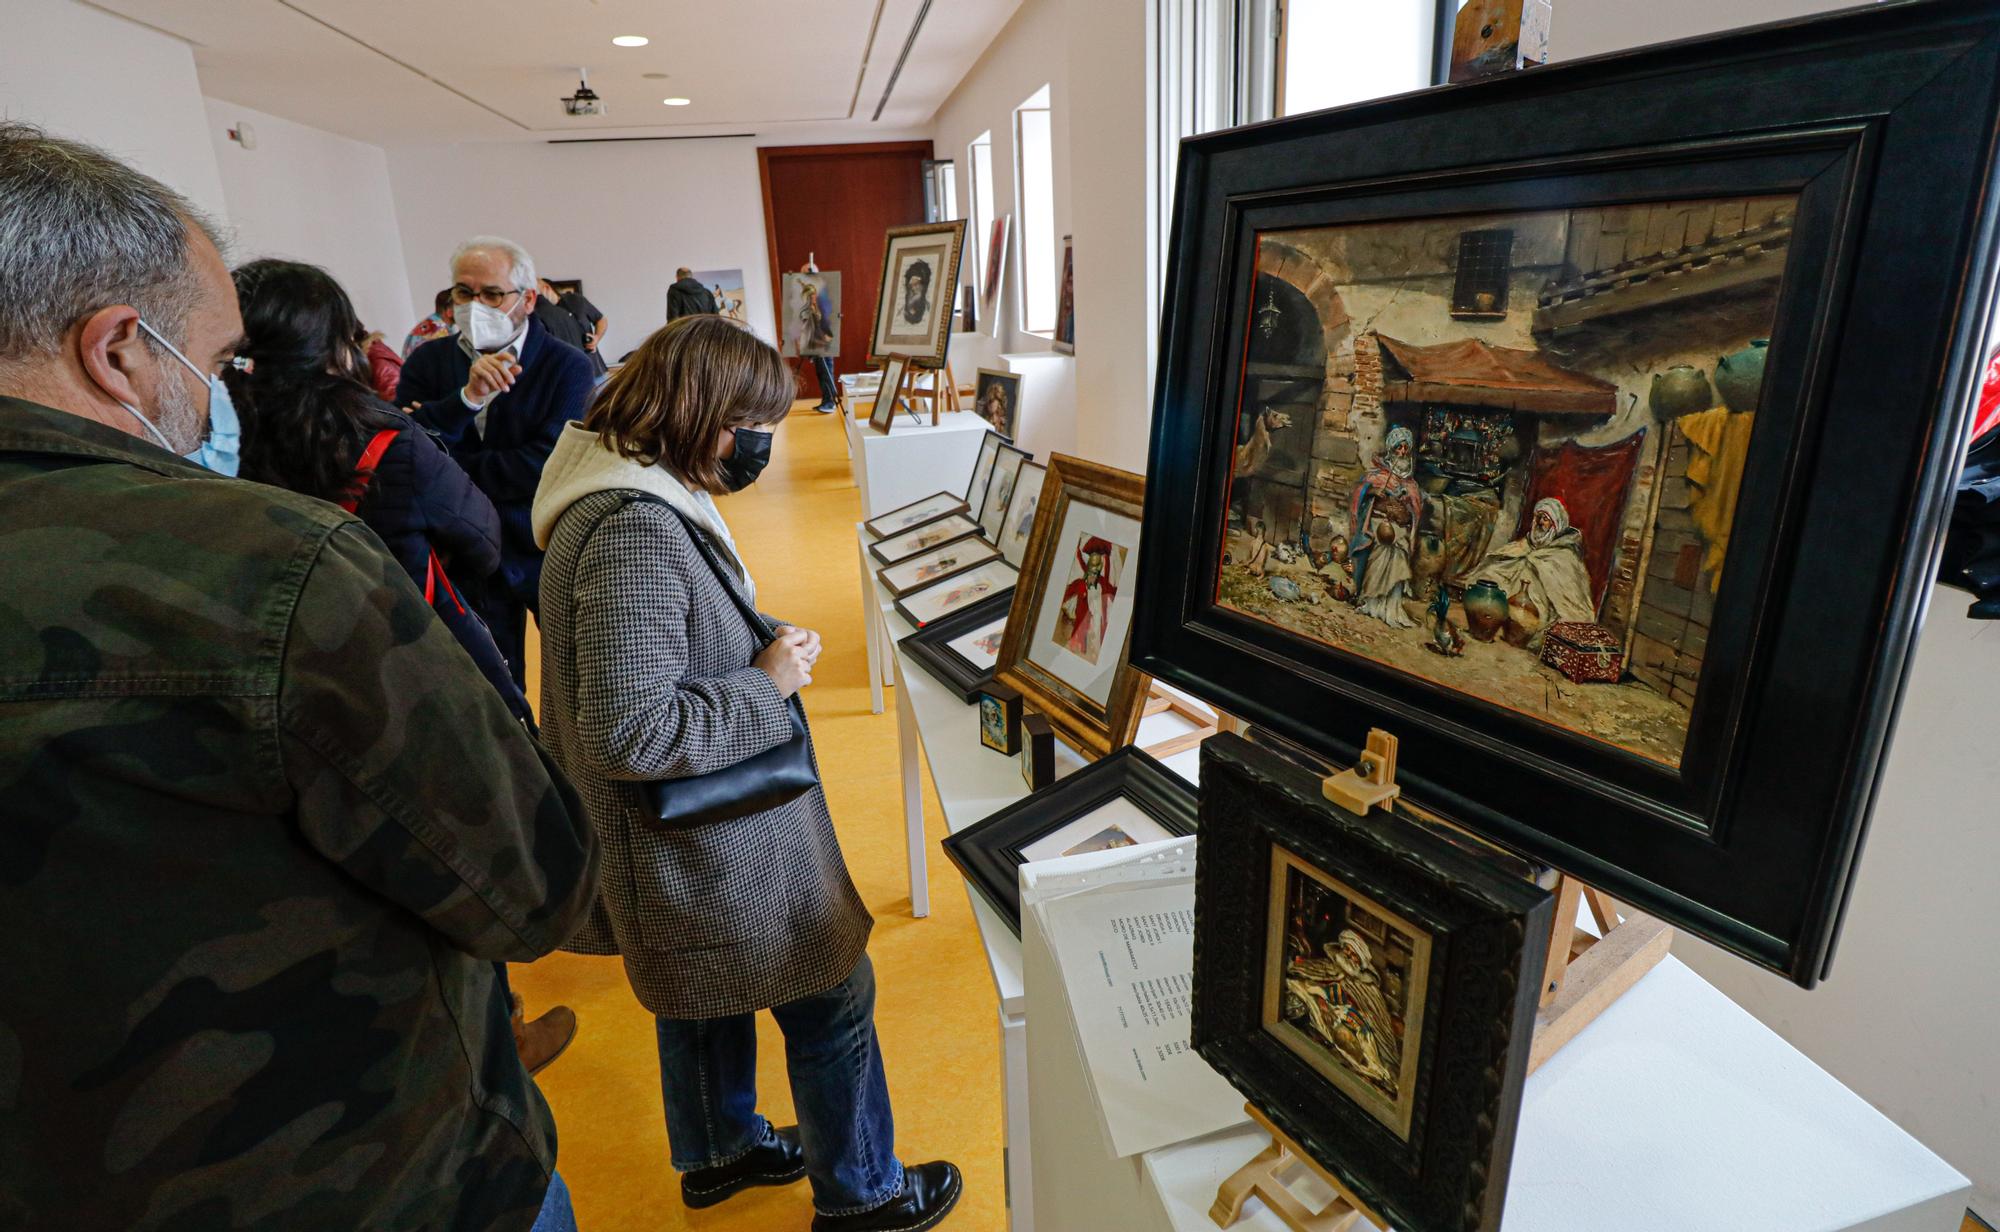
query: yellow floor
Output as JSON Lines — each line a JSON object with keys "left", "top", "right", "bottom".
{"left": 515, "top": 405, "right": 1005, "bottom": 1231}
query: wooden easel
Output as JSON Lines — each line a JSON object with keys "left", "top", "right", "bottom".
{"left": 1213, "top": 728, "right": 1673, "bottom": 1232}
{"left": 901, "top": 359, "right": 962, "bottom": 425}
{"left": 1139, "top": 682, "right": 1221, "bottom": 760}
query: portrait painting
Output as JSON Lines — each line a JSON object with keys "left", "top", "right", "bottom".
{"left": 1263, "top": 846, "right": 1431, "bottom": 1139}
{"left": 868, "top": 358, "right": 908, "bottom": 433}
{"left": 978, "top": 443, "right": 1032, "bottom": 544}
{"left": 998, "top": 461, "right": 1048, "bottom": 568}
{"left": 977, "top": 686, "right": 1021, "bottom": 754}
{"left": 780, "top": 271, "right": 841, "bottom": 358}
{"left": 690, "top": 268, "right": 748, "bottom": 324}
{"left": 871, "top": 221, "right": 967, "bottom": 366}
{"left": 981, "top": 215, "right": 1012, "bottom": 329}
{"left": 966, "top": 430, "right": 1007, "bottom": 506}
{"left": 1211, "top": 196, "right": 1796, "bottom": 768}
{"left": 1050, "top": 534, "right": 1129, "bottom": 668}
{"left": 974, "top": 368, "right": 1023, "bottom": 438}
{"left": 1051, "top": 234, "right": 1075, "bottom": 355}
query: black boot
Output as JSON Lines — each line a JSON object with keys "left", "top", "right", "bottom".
{"left": 811, "top": 1161, "right": 962, "bottom": 1232}
{"left": 679, "top": 1125, "right": 807, "bottom": 1209}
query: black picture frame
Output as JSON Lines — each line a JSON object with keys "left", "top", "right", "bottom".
{"left": 1193, "top": 733, "right": 1553, "bottom": 1232}
{"left": 941, "top": 745, "right": 1197, "bottom": 935}
{"left": 900, "top": 590, "right": 1016, "bottom": 700}
{"left": 1135, "top": 2, "right": 2000, "bottom": 986}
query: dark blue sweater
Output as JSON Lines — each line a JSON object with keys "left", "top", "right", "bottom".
{"left": 396, "top": 315, "right": 594, "bottom": 607}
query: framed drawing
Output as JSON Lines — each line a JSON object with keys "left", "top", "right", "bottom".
{"left": 878, "top": 537, "right": 1003, "bottom": 599}
{"left": 980, "top": 214, "right": 1011, "bottom": 329}
{"left": 895, "top": 559, "right": 1019, "bottom": 628}
{"left": 1193, "top": 733, "right": 1552, "bottom": 1232}
{"left": 863, "top": 490, "right": 966, "bottom": 541}
{"left": 997, "top": 454, "right": 1149, "bottom": 758}
{"left": 870, "top": 512, "right": 980, "bottom": 566}
{"left": 966, "top": 429, "right": 1011, "bottom": 510}
{"left": 1134, "top": 3, "right": 2000, "bottom": 985}
{"left": 942, "top": 746, "right": 1197, "bottom": 935}
{"left": 900, "top": 590, "right": 1015, "bottom": 700}
{"left": 867, "top": 358, "right": 909, "bottom": 433}
{"left": 871, "top": 220, "right": 967, "bottom": 367}
{"left": 976, "top": 442, "right": 1033, "bottom": 543}
{"left": 957, "top": 283, "right": 978, "bottom": 333}
{"left": 997, "top": 460, "right": 1049, "bottom": 568}
{"left": 1051, "top": 234, "right": 1075, "bottom": 355}
{"left": 973, "top": 367, "right": 1023, "bottom": 438}
{"left": 779, "top": 270, "right": 841, "bottom": 359}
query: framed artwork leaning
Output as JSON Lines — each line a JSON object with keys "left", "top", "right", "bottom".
{"left": 942, "top": 745, "right": 1196, "bottom": 934}
{"left": 997, "top": 460, "right": 1048, "bottom": 568}
{"left": 878, "top": 537, "right": 1003, "bottom": 599}
{"left": 871, "top": 220, "right": 967, "bottom": 367}
{"left": 870, "top": 513, "right": 980, "bottom": 566}
{"left": 980, "top": 214, "right": 1011, "bottom": 329}
{"left": 973, "top": 367, "right": 1023, "bottom": 438}
{"left": 997, "top": 453, "right": 1149, "bottom": 758}
{"left": 965, "top": 429, "right": 1011, "bottom": 510}
{"left": 780, "top": 270, "right": 841, "bottom": 358}
{"left": 899, "top": 590, "right": 1015, "bottom": 699}
{"left": 1133, "top": 1, "right": 2000, "bottom": 985}
{"left": 976, "top": 441, "right": 1033, "bottom": 544}
{"left": 894, "top": 559, "right": 1018, "bottom": 628}
{"left": 867, "top": 357, "right": 909, "bottom": 433}
{"left": 1051, "top": 234, "right": 1075, "bottom": 355}
{"left": 1192, "top": 733, "right": 1553, "bottom": 1232}
{"left": 863, "top": 490, "right": 966, "bottom": 541}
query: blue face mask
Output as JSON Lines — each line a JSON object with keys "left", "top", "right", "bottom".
{"left": 115, "top": 318, "right": 243, "bottom": 477}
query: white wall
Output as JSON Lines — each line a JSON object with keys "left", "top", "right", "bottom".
{"left": 203, "top": 99, "right": 413, "bottom": 342}
{"left": 386, "top": 137, "right": 777, "bottom": 363}
{"left": 0, "top": 0, "right": 226, "bottom": 221}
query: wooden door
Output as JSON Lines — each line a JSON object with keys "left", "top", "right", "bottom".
{"left": 759, "top": 140, "right": 932, "bottom": 391}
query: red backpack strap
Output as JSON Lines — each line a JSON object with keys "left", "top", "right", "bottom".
{"left": 338, "top": 428, "right": 402, "bottom": 513}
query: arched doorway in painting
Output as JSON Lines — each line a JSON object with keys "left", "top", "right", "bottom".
{"left": 1232, "top": 272, "right": 1328, "bottom": 548}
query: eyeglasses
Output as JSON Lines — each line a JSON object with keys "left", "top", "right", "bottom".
{"left": 449, "top": 285, "right": 527, "bottom": 308}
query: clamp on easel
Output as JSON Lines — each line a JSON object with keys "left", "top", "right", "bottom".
{"left": 1320, "top": 728, "right": 1401, "bottom": 815}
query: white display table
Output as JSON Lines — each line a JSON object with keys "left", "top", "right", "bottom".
{"left": 843, "top": 405, "right": 990, "bottom": 522}
{"left": 1019, "top": 884, "right": 1970, "bottom": 1232}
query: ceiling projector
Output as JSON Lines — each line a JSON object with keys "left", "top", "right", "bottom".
{"left": 561, "top": 70, "right": 605, "bottom": 117}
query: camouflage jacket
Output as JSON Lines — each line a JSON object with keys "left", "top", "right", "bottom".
{"left": 0, "top": 398, "right": 599, "bottom": 1231}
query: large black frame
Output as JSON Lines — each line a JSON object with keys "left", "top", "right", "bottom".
{"left": 941, "top": 746, "right": 1197, "bottom": 934}
{"left": 1136, "top": 1, "right": 2000, "bottom": 986}
{"left": 1193, "top": 734, "right": 1553, "bottom": 1232}
{"left": 899, "top": 590, "right": 1016, "bottom": 700}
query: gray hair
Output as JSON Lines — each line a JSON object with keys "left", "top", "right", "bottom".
{"left": 0, "top": 122, "right": 225, "bottom": 366}
{"left": 451, "top": 235, "right": 537, "bottom": 291}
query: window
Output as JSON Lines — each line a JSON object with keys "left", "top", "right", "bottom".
{"left": 922, "top": 159, "right": 958, "bottom": 224}
{"left": 1450, "top": 228, "right": 1512, "bottom": 317}
{"left": 967, "top": 132, "right": 995, "bottom": 298}
{"left": 1277, "top": 0, "right": 1452, "bottom": 116}
{"left": 1014, "top": 86, "right": 1056, "bottom": 334}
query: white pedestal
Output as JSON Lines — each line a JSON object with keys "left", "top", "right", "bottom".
{"left": 848, "top": 408, "right": 990, "bottom": 520}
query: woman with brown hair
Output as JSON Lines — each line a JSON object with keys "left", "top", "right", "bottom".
{"left": 530, "top": 315, "right": 961, "bottom": 1231}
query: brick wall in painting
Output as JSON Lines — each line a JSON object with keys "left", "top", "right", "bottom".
{"left": 1626, "top": 421, "right": 1715, "bottom": 709}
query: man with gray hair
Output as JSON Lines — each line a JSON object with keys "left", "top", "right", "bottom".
{"left": 398, "top": 234, "right": 594, "bottom": 691}
{"left": 0, "top": 124, "right": 597, "bottom": 1230}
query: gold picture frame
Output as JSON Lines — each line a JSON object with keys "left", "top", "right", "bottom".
{"left": 869, "top": 220, "right": 967, "bottom": 368}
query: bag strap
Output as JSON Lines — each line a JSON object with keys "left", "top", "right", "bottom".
{"left": 574, "top": 490, "right": 774, "bottom": 647}
{"left": 338, "top": 428, "right": 401, "bottom": 513}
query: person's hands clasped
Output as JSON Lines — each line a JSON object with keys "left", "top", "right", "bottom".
{"left": 755, "top": 626, "right": 820, "bottom": 697}
{"left": 463, "top": 351, "right": 522, "bottom": 405}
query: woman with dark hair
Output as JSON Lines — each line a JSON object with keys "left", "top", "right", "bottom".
{"left": 531, "top": 315, "right": 961, "bottom": 1232}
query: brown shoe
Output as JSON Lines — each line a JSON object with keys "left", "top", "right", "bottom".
{"left": 513, "top": 1004, "right": 578, "bottom": 1075}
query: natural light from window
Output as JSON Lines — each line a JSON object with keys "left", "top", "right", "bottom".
{"left": 1281, "top": 0, "right": 1438, "bottom": 116}
{"left": 968, "top": 132, "right": 994, "bottom": 297}
{"left": 1015, "top": 86, "right": 1056, "bottom": 335}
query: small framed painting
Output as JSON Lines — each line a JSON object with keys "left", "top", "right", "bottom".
{"left": 942, "top": 745, "right": 1196, "bottom": 935}
{"left": 996, "top": 453, "right": 1148, "bottom": 757}
{"left": 977, "top": 684, "right": 1023, "bottom": 755}
{"left": 972, "top": 368, "right": 1023, "bottom": 438}
{"left": 1051, "top": 234, "right": 1075, "bottom": 355}
{"left": 980, "top": 215, "right": 1011, "bottom": 329}
{"left": 870, "top": 220, "right": 967, "bottom": 367}
{"left": 863, "top": 490, "right": 967, "bottom": 541}
{"left": 878, "top": 537, "right": 1003, "bottom": 599}
{"left": 867, "top": 357, "right": 908, "bottom": 433}
{"left": 1193, "top": 733, "right": 1553, "bottom": 1232}
{"left": 779, "top": 270, "right": 841, "bottom": 358}
{"left": 899, "top": 590, "right": 1015, "bottom": 700}
{"left": 965, "top": 430, "right": 1011, "bottom": 510}
{"left": 997, "top": 460, "right": 1048, "bottom": 568}
{"left": 870, "top": 512, "right": 980, "bottom": 566}
{"left": 894, "top": 559, "right": 1018, "bottom": 628}
{"left": 976, "top": 442, "right": 1033, "bottom": 543}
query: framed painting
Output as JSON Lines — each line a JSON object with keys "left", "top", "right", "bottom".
{"left": 690, "top": 268, "right": 748, "bottom": 325}
{"left": 997, "top": 460, "right": 1049, "bottom": 568}
{"left": 976, "top": 442, "right": 1033, "bottom": 544}
{"left": 981, "top": 214, "right": 1012, "bottom": 329}
{"left": 871, "top": 220, "right": 968, "bottom": 367}
{"left": 900, "top": 590, "right": 1016, "bottom": 699}
{"left": 895, "top": 559, "right": 1019, "bottom": 628}
{"left": 942, "top": 746, "right": 1197, "bottom": 935}
{"left": 779, "top": 270, "right": 841, "bottom": 358}
{"left": 863, "top": 490, "right": 966, "bottom": 541}
{"left": 1051, "top": 234, "right": 1075, "bottom": 355}
{"left": 1193, "top": 733, "right": 1552, "bottom": 1232}
{"left": 867, "top": 358, "right": 908, "bottom": 433}
{"left": 957, "top": 283, "right": 978, "bottom": 334}
{"left": 1134, "top": 2, "right": 2000, "bottom": 985}
{"left": 965, "top": 429, "right": 1011, "bottom": 509}
{"left": 973, "top": 368, "right": 1023, "bottom": 438}
{"left": 870, "top": 512, "right": 981, "bottom": 566}
{"left": 878, "top": 537, "right": 1003, "bottom": 599}
{"left": 997, "top": 454, "right": 1149, "bottom": 758}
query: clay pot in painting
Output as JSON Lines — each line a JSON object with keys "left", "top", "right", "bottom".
{"left": 1649, "top": 365, "right": 1712, "bottom": 418}
{"left": 1461, "top": 578, "right": 1509, "bottom": 642}
{"left": 1714, "top": 339, "right": 1770, "bottom": 412}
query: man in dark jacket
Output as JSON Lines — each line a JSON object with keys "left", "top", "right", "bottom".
{"left": 398, "top": 235, "right": 594, "bottom": 688}
{"left": 0, "top": 123, "right": 598, "bottom": 1231}
{"left": 668, "top": 265, "right": 720, "bottom": 319}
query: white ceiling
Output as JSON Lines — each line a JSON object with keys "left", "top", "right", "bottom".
{"left": 87, "top": 0, "right": 1021, "bottom": 144}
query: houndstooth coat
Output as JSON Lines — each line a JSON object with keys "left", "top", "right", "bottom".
{"left": 537, "top": 489, "right": 872, "bottom": 1019}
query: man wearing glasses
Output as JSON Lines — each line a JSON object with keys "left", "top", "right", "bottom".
{"left": 398, "top": 235, "right": 595, "bottom": 694}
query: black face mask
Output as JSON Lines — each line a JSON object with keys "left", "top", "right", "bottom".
{"left": 721, "top": 428, "right": 772, "bottom": 492}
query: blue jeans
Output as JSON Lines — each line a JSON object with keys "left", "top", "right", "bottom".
{"left": 530, "top": 1170, "right": 576, "bottom": 1231}
{"left": 655, "top": 955, "right": 903, "bottom": 1216}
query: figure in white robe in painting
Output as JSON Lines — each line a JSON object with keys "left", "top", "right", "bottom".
{"left": 1348, "top": 427, "right": 1425, "bottom": 628}
{"left": 1472, "top": 496, "right": 1598, "bottom": 646}
{"left": 1285, "top": 929, "right": 1402, "bottom": 1096}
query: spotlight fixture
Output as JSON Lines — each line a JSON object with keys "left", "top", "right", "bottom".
{"left": 562, "top": 69, "right": 606, "bottom": 117}
{"left": 612, "top": 35, "right": 649, "bottom": 47}
{"left": 662, "top": 97, "right": 691, "bottom": 106}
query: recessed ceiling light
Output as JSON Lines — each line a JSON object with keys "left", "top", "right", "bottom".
{"left": 642, "top": 72, "right": 670, "bottom": 80}
{"left": 612, "top": 35, "right": 649, "bottom": 47}
{"left": 663, "top": 97, "right": 692, "bottom": 106}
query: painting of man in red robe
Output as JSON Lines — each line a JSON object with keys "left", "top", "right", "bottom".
{"left": 1053, "top": 534, "right": 1128, "bottom": 665}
